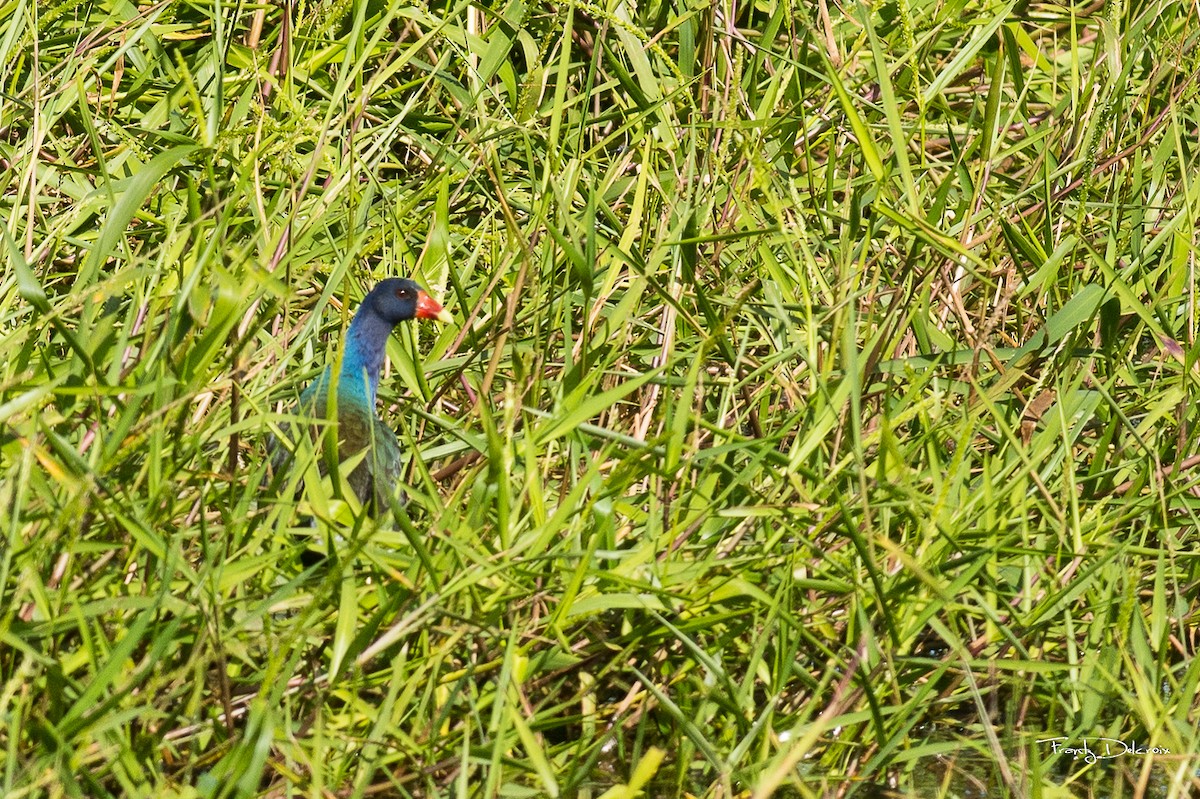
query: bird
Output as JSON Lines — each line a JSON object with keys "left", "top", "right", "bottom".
{"left": 268, "top": 278, "right": 452, "bottom": 514}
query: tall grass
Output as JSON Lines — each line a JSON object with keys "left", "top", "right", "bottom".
{"left": 2, "top": 0, "right": 1199, "bottom": 796}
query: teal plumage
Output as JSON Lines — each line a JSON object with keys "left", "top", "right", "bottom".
{"left": 269, "top": 278, "right": 451, "bottom": 512}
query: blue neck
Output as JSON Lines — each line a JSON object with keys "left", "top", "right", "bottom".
{"left": 338, "top": 305, "right": 393, "bottom": 405}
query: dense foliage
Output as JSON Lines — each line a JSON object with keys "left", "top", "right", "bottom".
{"left": 2, "top": 0, "right": 1198, "bottom": 796}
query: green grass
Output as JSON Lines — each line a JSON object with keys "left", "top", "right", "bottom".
{"left": 3, "top": 0, "right": 1200, "bottom": 796}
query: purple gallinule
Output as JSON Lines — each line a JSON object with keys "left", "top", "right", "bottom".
{"left": 270, "top": 278, "right": 451, "bottom": 512}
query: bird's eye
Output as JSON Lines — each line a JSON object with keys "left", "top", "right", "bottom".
{"left": 395, "top": 288, "right": 411, "bottom": 299}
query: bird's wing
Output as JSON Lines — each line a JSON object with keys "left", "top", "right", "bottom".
{"left": 368, "top": 414, "right": 404, "bottom": 511}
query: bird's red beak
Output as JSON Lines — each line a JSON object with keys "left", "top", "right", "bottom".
{"left": 416, "top": 290, "right": 453, "bottom": 323}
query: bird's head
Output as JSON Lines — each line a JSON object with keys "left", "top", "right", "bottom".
{"left": 367, "top": 278, "right": 453, "bottom": 326}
